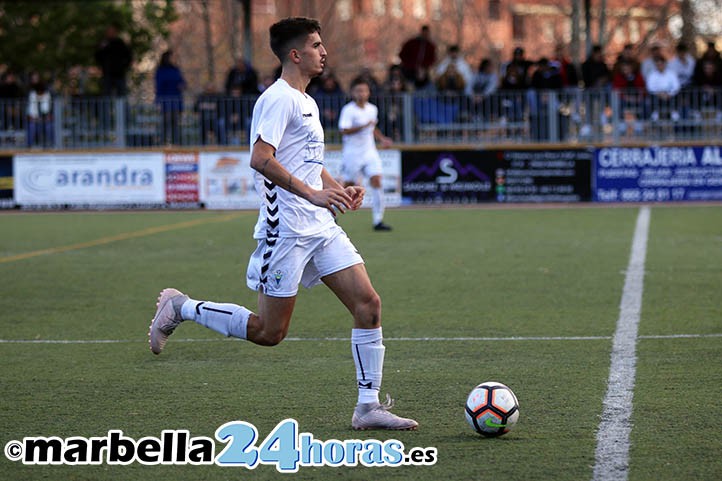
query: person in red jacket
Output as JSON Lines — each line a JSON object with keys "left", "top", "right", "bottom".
{"left": 612, "top": 60, "right": 646, "bottom": 130}
{"left": 399, "top": 25, "right": 437, "bottom": 89}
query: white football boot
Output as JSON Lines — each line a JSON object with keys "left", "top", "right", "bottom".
{"left": 352, "top": 394, "right": 418, "bottom": 430}
{"left": 148, "top": 288, "right": 188, "bottom": 355}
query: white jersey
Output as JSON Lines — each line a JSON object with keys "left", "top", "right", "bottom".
{"left": 339, "top": 101, "right": 380, "bottom": 160}
{"left": 249, "top": 79, "right": 335, "bottom": 239}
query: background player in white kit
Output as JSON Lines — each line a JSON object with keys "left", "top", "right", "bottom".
{"left": 148, "top": 17, "right": 417, "bottom": 431}
{"left": 339, "top": 77, "right": 394, "bottom": 231}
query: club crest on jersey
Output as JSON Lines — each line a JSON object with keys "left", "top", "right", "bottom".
{"left": 273, "top": 270, "right": 284, "bottom": 286}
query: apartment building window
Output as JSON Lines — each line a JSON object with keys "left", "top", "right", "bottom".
{"left": 390, "top": 0, "right": 402, "bottom": 18}
{"left": 373, "top": 0, "right": 385, "bottom": 16}
{"left": 430, "top": 0, "right": 442, "bottom": 20}
{"left": 512, "top": 13, "right": 525, "bottom": 40}
{"left": 412, "top": 0, "right": 426, "bottom": 19}
{"left": 489, "top": 0, "right": 501, "bottom": 20}
{"left": 337, "top": 0, "right": 352, "bottom": 21}
{"left": 354, "top": 0, "right": 365, "bottom": 14}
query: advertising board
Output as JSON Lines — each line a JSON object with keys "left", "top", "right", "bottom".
{"left": 595, "top": 146, "right": 722, "bottom": 202}
{"left": 14, "top": 153, "right": 165, "bottom": 207}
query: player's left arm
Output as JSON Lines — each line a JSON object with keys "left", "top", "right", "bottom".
{"left": 321, "top": 168, "right": 364, "bottom": 210}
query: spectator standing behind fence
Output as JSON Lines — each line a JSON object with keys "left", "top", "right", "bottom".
{"left": 612, "top": 61, "right": 646, "bottom": 99}
{"left": 355, "top": 67, "right": 381, "bottom": 97}
{"left": 612, "top": 60, "right": 646, "bottom": 132}
{"left": 26, "top": 72, "right": 53, "bottom": 148}
{"left": 0, "top": 72, "right": 24, "bottom": 130}
{"left": 693, "top": 59, "right": 722, "bottom": 112}
{"left": 502, "top": 47, "right": 532, "bottom": 85}
{"left": 381, "top": 65, "right": 408, "bottom": 141}
{"left": 225, "top": 85, "right": 249, "bottom": 144}
{"left": 225, "top": 58, "right": 260, "bottom": 96}
{"left": 95, "top": 24, "right": 132, "bottom": 96}
{"left": 311, "top": 71, "right": 345, "bottom": 129}
{"left": 194, "top": 82, "right": 225, "bottom": 145}
{"left": 339, "top": 77, "right": 393, "bottom": 232}
{"left": 645, "top": 56, "right": 681, "bottom": 121}
{"left": 223, "top": 59, "right": 259, "bottom": 145}
{"left": 499, "top": 63, "right": 527, "bottom": 122}
{"left": 668, "top": 42, "right": 696, "bottom": 89}
{"left": 399, "top": 25, "right": 436, "bottom": 89}
{"left": 582, "top": 45, "right": 611, "bottom": 88}
{"left": 470, "top": 58, "right": 498, "bottom": 120}
{"left": 693, "top": 41, "right": 722, "bottom": 97}
{"left": 640, "top": 44, "right": 665, "bottom": 81}
{"left": 613, "top": 44, "right": 641, "bottom": 77}
{"left": 155, "top": 50, "right": 186, "bottom": 145}
{"left": 551, "top": 44, "right": 580, "bottom": 88}
{"left": 529, "top": 58, "right": 563, "bottom": 141}
{"left": 435, "top": 45, "right": 474, "bottom": 95}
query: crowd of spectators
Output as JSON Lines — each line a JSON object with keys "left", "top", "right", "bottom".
{"left": 306, "top": 26, "right": 722, "bottom": 141}
{"left": 2, "top": 21, "right": 722, "bottom": 147}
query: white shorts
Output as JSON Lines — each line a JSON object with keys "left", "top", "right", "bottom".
{"left": 341, "top": 151, "right": 382, "bottom": 184}
{"left": 246, "top": 224, "right": 364, "bottom": 297}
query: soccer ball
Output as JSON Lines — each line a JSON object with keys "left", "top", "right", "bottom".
{"left": 465, "top": 381, "right": 519, "bottom": 437}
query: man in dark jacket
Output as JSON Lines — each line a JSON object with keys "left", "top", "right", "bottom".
{"left": 582, "top": 45, "right": 611, "bottom": 88}
{"left": 95, "top": 24, "right": 132, "bottom": 96}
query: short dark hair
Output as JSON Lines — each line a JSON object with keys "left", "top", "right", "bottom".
{"left": 269, "top": 17, "right": 321, "bottom": 63}
{"left": 350, "top": 76, "right": 370, "bottom": 90}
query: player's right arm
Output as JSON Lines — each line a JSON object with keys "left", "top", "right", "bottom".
{"left": 338, "top": 104, "right": 374, "bottom": 136}
{"left": 339, "top": 120, "right": 375, "bottom": 136}
{"left": 250, "top": 138, "right": 353, "bottom": 215}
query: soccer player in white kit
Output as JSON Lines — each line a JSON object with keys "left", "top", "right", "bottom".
{"left": 339, "top": 77, "right": 394, "bottom": 231}
{"left": 148, "top": 17, "right": 417, "bottom": 431}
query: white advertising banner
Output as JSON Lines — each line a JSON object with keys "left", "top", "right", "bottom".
{"left": 199, "top": 149, "right": 402, "bottom": 210}
{"left": 199, "top": 151, "right": 259, "bottom": 209}
{"left": 14, "top": 153, "right": 165, "bottom": 206}
{"left": 324, "top": 149, "right": 402, "bottom": 208}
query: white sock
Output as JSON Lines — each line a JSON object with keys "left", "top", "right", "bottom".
{"left": 371, "top": 187, "right": 384, "bottom": 225}
{"left": 352, "top": 327, "right": 384, "bottom": 404}
{"left": 181, "top": 299, "right": 251, "bottom": 339}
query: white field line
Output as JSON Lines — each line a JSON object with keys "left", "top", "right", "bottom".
{"left": 1, "top": 333, "right": 720, "bottom": 345}
{"left": 592, "top": 205, "right": 650, "bottom": 481}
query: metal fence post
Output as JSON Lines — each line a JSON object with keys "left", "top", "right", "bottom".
{"left": 549, "top": 91, "right": 560, "bottom": 143}
{"left": 53, "top": 98, "right": 64, "bottom": 149}
{"left": 115, "top": 97, "right": 126, "bottom": 148}
{"left": 610, "top": 90, "right": 620, "bottom": 144}
{"left": 402, "top": 93, "right": 413, "bottom": 144}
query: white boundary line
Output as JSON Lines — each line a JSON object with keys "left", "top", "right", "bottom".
{"left": 592, "top": 205, "right": 650, "bottom": 481}
{"left": 1, "top": 333, "right": 720, "bottom": 345}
